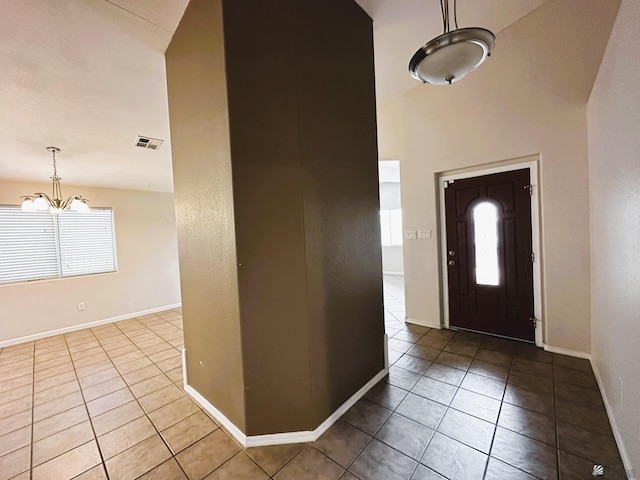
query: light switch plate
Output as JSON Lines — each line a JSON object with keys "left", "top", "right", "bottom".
{"left": 418, "top": 229, "right": 432, "bottom": 239}
{"left": 404, "top": 230, "right": 417, "bottom": 240}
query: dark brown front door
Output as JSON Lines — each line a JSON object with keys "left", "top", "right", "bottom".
{"left": 444, "top": 169, "right": 535, "bottom": 342}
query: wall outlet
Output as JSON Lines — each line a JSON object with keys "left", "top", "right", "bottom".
{"left": 404, "top": 230, "right": 417, "bottom": 240}
{"left": 417, "top": 229, "right": 432, "bottom": 239}
{"left": 77, "top": 302, "right": 85, "bottom": 311}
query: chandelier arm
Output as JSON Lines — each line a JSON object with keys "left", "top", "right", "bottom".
{"left": 61, "top": 195, "right": 80, "bottom": 210}
{"left": 34, "top": 192, "right": 54, "bottom": 205}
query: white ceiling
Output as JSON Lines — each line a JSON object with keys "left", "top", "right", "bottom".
{"left": 0, "top": 0, "right": 188, "bottom": 193}
{"left": 0, "top": 0, "right": 547, "bottom": 193}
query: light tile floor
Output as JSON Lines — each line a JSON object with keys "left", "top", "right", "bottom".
{"left": 0, "top": 275, "right": 627, "bottom": 479}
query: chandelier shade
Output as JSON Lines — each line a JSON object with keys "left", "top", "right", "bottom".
{"left": 409, "top": 1, "right": 495, "bottom": 85}
{"left": 21, "top": 147, "right": 89, "bottom": 213}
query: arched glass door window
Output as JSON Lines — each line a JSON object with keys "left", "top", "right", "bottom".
{"left": 473, "top": 202, "right": 500, "bottom": 286}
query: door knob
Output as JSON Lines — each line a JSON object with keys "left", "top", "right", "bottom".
{"left": 448, "top": 250, "right": 455, "bottom": 256}
{"left": 448, "top": 260, "right": 456, "bottom": 266}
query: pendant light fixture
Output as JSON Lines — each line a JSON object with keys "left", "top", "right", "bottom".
{"left": 409, "top": 0, "right": 495, "bottom": 85}
{"left": 21, "top": 146, "right": 89, "bottom": 213}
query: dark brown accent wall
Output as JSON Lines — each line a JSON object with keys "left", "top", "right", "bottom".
{"left": 167, "top": 0, "right": 384, "bottom": 436}
{"left": 294, "top": 0, "right": 385, "bottom": 428}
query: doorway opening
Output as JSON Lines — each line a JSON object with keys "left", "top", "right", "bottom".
{"left": 439, "top": 159, "right": 543, "bottom": 346}
{"left": 379, "top": 160, "right": 407, "bottom": 339}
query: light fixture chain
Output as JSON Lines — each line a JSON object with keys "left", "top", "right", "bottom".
{"left": 454, "top": 0, "right": 459, "bottom": 30}
{"left": 438, "top": 0, "right": 459, "bottom": 34}
{"left": 51, "top": 148, "right": 58, "bottom": 179}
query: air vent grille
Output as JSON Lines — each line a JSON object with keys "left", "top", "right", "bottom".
{"left": 135, "top": 136, "right": 163, "bottom": 150}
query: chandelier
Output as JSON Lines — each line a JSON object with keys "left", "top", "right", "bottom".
{"left": 409, "top": 0, "right": 495, "bottom": 85}
{"left": 21, "top": 146, "right": 89, "bottom": 213}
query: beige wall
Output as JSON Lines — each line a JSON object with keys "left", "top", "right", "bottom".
{"left": 377, "top": 100, "right": 404, "bottom": 161}
{"left": 0, "top": 179, "right": 181, "bottom": 344}
{"left": 385, "top": 0, "right": 619, "bottom": 353}
{"left": 588, "top": 0, "right": 640, "bottom": 472}
{"left": 166, "top": 0, "right": 247, "bottom": 431}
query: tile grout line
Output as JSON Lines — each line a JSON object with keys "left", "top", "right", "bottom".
{"left": 481, "top": 344, "right": 515, "bottom": 479}
{"left": 552, "top": 354, "right": 561, "bottom": 480}
{"left": 408, "top": 328, "right": 456, "bottom": 478}
{"left": 29, "top": 340, "right": 35, "bottom": 480}
{"left": 62, "top": 329, "right": 109, "bottom": 479}
{"left": 2, "top": 314, "right": 185, "bottom": 479}
{"left": 375, "top": 324, "right": 566, "bottom": 478}
{"left": 107, "top": 317, "right": 192, "bottom": 480}
{"left": 31, "top": 318, "right": 166, "bottom": 478}
{"left": 423, "top": 330, "right": 483, "bottom": 478}
{"left": 388, "top": 328, "right": 555, "bottom": 479}
{"left": 365, "top": 328, "right": 461, "bottom": 478}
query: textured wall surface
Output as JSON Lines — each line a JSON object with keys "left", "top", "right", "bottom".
{"left": 167, "top": 0, "right": 384, "bottom": 436}
{"left": 166, "top": 0, "right": 246, "bottom": 431}
{"left": 588, "top": 0, "right": 640, "bottom": 472}
{"left": 223, "top": 0, "right": 384, "bottom": 435}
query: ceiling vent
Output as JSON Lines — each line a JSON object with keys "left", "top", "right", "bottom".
{"left": 134, "top": 135, "right": 163, "bottom": 150}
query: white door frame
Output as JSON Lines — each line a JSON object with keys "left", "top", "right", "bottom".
{"left": 438, "top": 157, "right": 543, "bottom": 347}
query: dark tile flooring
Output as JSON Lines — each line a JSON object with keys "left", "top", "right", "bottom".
{"left": 364, "top": 325, "right": 627, "bottom": 479}
{"left": 376, "top": 276, "right": 628, "bottom": 479}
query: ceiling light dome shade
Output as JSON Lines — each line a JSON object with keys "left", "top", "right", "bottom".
{"left": 409, "top": 27, "right": 495, "bottom": 85}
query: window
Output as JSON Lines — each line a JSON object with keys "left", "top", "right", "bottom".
{"left": 473, "top": 202, "right": 499, "bottom": 286}
{"left": 380, "top": 208, "right": 403, "bottom": 246}
{"left": 0, "top": 206, "right": 117, "bottom": 284}
{"left": 379, "top": 160, "right": 403, "bottom": 247}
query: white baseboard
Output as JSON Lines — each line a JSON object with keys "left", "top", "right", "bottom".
{"left": 384, "top": 334, "right": 389, "bottom": 369}
{"left": 405, "top": 317, "right": 442, "bottom": 330}
{"left": 0, "top": 303, "right": 182, "bottom": 348}
{"left": 182, "top": 346, "right": 388, "bottom": 447}
{"left": 542, "top": 344, "right": 591, "bottom": 359}
{"left": 184, "top": 383, "right": 248, "bottom": 446}
{"left": 591, "top": 360, "right": 636, "bottom": 478}
{"left": 182, "top": 348, "right": 188, "bottom": 389}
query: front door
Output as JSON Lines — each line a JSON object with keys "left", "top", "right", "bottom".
{"left": 444, "top": 169, "right": 535, "bottom": 342}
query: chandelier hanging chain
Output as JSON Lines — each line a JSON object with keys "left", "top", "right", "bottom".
{"left": 49, "top": 147, "right": 63, "bottom": 202}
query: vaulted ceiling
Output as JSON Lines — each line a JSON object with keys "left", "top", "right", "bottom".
{"left": 0, "top": 0, "right": 549, "bottom": 193}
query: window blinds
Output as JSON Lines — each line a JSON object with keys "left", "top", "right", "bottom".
{"left": 0, "top": 208, "right": 59, "bottom": 283}
{"left": 0, "top": 205, "right": 116, "bottom": 284}
{"left": 58, "top": 209, "right": 117, "bottom": 277}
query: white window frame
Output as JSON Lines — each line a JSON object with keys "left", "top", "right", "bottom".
{"left": 0, "top": 205, "right": 117, "bottom": 285}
